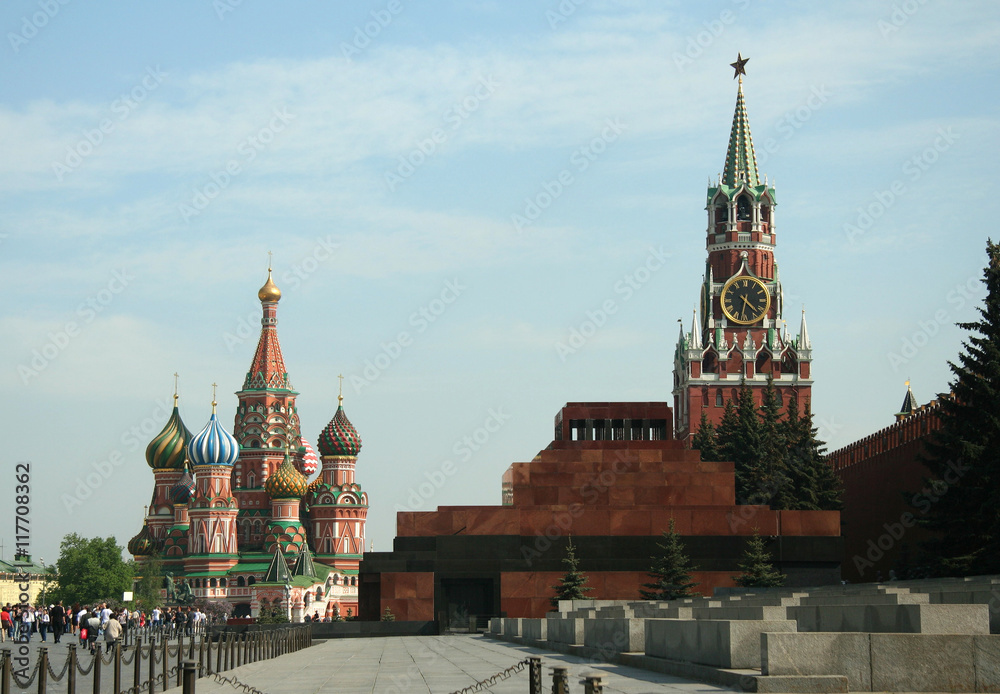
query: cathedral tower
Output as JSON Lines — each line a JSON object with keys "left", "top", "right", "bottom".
{"left": 673, "top": 55, "right": 813, "bottom": 442}
{"left": 185, "top": 394, "right": 240, "bottom": 574}
{"left": 232, "top": 266, "right": 304, "bottom": 550}
{"left": 141, "top": 381, "right": 192, "bottom": 545}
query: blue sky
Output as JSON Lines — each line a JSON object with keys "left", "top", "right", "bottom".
{"left": 1, "top": 0, "right": 998, "bottom": 565}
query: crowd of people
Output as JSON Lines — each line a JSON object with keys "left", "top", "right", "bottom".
{"left": 0, "top": 602, "right": 214, "bottom": 653}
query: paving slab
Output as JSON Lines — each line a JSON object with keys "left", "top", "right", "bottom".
{"left": 164, "top": 634, "right": 731, "bottom": 694}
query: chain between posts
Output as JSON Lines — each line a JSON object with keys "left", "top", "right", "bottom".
{"left": 448, "top": 657, "right": 532, "bottom": 694}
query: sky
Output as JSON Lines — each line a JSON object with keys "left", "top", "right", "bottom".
{"left": 1, "top": 0, "right": 998, "bottom": 566}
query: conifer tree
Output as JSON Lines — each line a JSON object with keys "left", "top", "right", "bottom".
{"left": 691, "top": 411, "right": 720, "bottom": 462}
{"left": 758, "top": 377, "right": 788, "bottom": 505}
{"left": 780, "top": 393, "right": 842, "bottom": 511}
{"left": 640, "top": 519, "right": 699, "bottom": 600}
{"left": 732, "top": 529, "right": 785, "bottom": 587}
{"left": 550, "top": 537, "right": 592, "bottom": 608}
{"left": 915, "top": 240, "right": 1000, "bottom": 576}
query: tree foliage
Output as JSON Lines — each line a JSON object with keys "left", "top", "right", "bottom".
{"left": 53, "top": 534, "right": 133, "bottom": 606}
{"left": 130, "top": 557, "right": 164, "bottom": 609}
{"left": 692, "top": 381, "right": 841, "bottom": 511}
{"left": 732, "top": 530, "right": 785, "bottom": 588}
{"left": 914, "top": 240, "right": 1000, "bottom": 576}
{"left": 639, "top": 519, "right": 699, "bottom": 600}
{"left": 550, "top": 537, "right": 592, "bottom": 608}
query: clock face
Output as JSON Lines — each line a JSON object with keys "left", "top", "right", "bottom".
{"left": 721, "top": 276, "right": 771, "bottom": 325}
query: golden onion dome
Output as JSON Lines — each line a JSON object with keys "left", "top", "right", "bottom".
{"left": 265, "top": 450, "right": 309, "bottom": 500}
{"left": 258, "top": 268, "right": 282, "bottom": 303}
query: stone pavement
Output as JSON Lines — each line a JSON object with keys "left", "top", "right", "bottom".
{"left": 166, "top": 635, "right": 730, "bottom": 694}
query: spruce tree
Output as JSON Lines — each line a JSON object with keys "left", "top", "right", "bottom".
{"left": 781, "top": 393, "right": 842, "bottom": 511}
{"left": 915, "top": 240, "right": 1000, "bottom": 576}
{"left": 550, "top": 537, "right": 592, "bottom": 608}
{"left": 732, "top": 529, "right": 785, "bottom": 587}
{"left": 640, "top": 519, "right": 699, "bottom": 600}
{"left": 758, "top": 377, "right": 788, "bottom": 505}
{"left": 691, "top": 411, "right": 721, "bottom": 462}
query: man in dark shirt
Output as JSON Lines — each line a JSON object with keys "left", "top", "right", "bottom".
{"left": 50, "top": 601, "right": 66, "bottom": 643}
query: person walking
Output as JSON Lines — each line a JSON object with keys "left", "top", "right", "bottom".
{"left": 85, "top": 611, "right": 101, "bottom": 654}
{"left": 50, "top": 601, "right": 66, "bottom": 644}
{"left": 20, "top": 606, "right": 34, "bottom": 642}
{"left": 0, "top": 606, "right": 11, "bottom": 642}
{"left": 104, "top": 615, "right": 122, "bottom": 652}
{"left": 39, "top": 607, "right": 50, "bottom": 641}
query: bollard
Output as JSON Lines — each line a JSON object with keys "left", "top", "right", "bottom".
{"left": 133, "top": 638, "right": 142, "bottom": 693}
{"left": 182, "top": 660, "right": 197, "bottom": 694}
{"left": 161, "top": 636, "right": 168, "bottom": 693}
{"left": 67, "top": 645, "right": 77, "bottom": 694}
{"left": 92, "top": 646, "right": 101, "bottom": 694}
{"left": 215, "top": 633, "right": 223, "bottom": 674}
{"left": 36, "top": 648, "right": 47, "bottom": 694}
{"left": 582, "top": 675, "right": 603, "bottom": 694}
{"left": 551, "top": 667, "right": 568, "bottom": 694}
{"left": 147, "top": 640, "right": 156, "bottom": 694}
{"left": 2, "top": 649, "right": 11, "bottom": 694}
{"left": 529, "top": 657, "right": 542, "bottom": 694}
{"left": 113, "top": 643, "right": 122, "bottom": 694}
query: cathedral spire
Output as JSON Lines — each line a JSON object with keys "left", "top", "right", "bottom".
{"left": 799, "top": 308, "right": 812, "bottom": 350}
{"left": 721, "top": 55, "right": 760, "bottom": 189}
{"left": 244, "top": 266, "right": 294, "bottom": 392}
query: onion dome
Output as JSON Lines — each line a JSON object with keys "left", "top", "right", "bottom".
{"left": 169, "top": 469, "right": 196, "bottom": 505}
{"left": 318, "top": 396, "right": 362, "bottom": 457}
{"left": 145, "top": 398, "right": 192, "bottom": 470}
{"left": 265, "top": 448, "right": 309, "bottom": 499}
{"left": 127, "top": 522, "right": 156, "bottom": 557}
{"left": 187, "top": 401, "right": 240, "bottom": 467}
{"left": 258, "top": 268, "right": 282, "bottom": 303}
{"left": 297, "top": 437, "right": 319, "bottom": 476}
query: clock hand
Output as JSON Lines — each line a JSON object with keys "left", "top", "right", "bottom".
{"left": 741, "top": 295, "right": 755, "bottom": 311}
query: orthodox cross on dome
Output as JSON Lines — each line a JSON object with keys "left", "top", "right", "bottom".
{"left": 211, "top": 382, "right": 218, "bottom": 412}
{"left": 267, "top": 250, "right": 273, "bottom": 271}
{"left": 730, "top": 52, "right": 749, "bottom": 80}
{"left": 338, "top": 373, "right": 344, "bottom": 404}
{"left": 173, "top": 372, "right": 180, "bottom": 404}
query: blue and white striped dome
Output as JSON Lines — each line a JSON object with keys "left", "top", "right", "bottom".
{"left": 187, "top": 410, "right": 240, "bottom": 467}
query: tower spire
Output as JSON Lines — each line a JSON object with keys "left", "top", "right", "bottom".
{"left": 722, "top": 53, "right": 760, "bottom": 188}
{"left": 244, "top": 267, "right": 293, "bottom": 391}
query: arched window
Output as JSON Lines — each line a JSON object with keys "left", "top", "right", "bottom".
{"left": 736, "top": 194, "right": 752, "bottom": 221}
{"left": 220, "top": 578, "right": 227, "bottom": 587}
{"left": 715, "top": 390, "right": 724, "bottom": 407}
{"left": 210, "top": 578, "right": 217, "bottom": 588}
{"left": 715, "top": 205, "right": 728, "bottom": 223}
{"left": 248, "top": 472, "right": 256, "bottom": 488}
{"left": 248, "top": 576, "right": 256, "bottom": 586}
{"left": 316, "top": 587, "right": 323, "bottom": 600}
{"left": 237, "top": 576, "right": 246, "bottom": 587}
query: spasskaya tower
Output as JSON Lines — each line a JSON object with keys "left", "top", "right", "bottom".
{"left": 673, "top": 55, "right": 813, "bottom": 442}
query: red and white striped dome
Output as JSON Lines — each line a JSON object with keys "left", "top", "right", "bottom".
{"left": 298, "top": 437, "right": 319, "bottom": 476}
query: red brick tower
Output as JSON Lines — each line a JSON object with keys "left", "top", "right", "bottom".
{"left": 673, "top": 56, "right": 813, "bottom": 442}
{"left": 232, "top": 266, "right": 304, "bottom": 550}
{"left": 141, "top": 382, "right": 192, "bottom": 546}
{"left": 309, "top": 385, "right": 368, "bottom": 612}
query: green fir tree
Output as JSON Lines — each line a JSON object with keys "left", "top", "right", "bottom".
{"left": 640, "top": 519, "right": 699, "bottom": 600}
{"left": 781, "top": 396, "right": 842, "bottom": 511}
{"left": 732, "top": 530, "right": 785, "bottom": 587}
{"left": 691, "top": 411, "right": 721, "bottom": 462}
{"left": 914, "top": 240, "right": 1000, "bottom": 576}
{"left": 550, "top": 537, "right": 592, "bottom": 608}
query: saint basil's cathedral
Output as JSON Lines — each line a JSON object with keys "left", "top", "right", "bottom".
{"left": 127, "top": 270, "right": 368, "bottom": 620}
